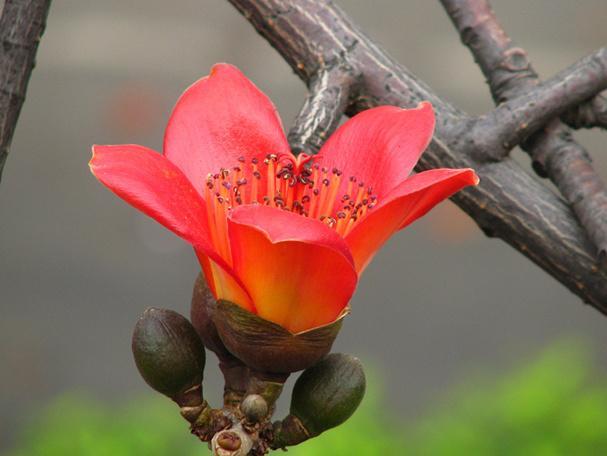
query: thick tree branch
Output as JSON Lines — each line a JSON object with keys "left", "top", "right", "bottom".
{"left": 226, "top": 0, "right": 607, "bottom": 311}
{"left": 440, "top": 0, "right": 607, "bottom": 264}
{"left": 0, "top": 0, "right": 51, "bottom": 181}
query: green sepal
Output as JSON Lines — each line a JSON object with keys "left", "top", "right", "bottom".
{"left": 212, "top": 299, "right": 346, "bottom": 374}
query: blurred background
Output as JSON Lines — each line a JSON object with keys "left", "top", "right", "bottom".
{"left": 1, "top": 0, "right": 607, "bottom": 454}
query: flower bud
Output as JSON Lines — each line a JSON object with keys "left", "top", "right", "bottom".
{"left": 240, "top": 394, "right": 269, "bottom": 423}
{"left": 132, "top": 307, "right": 206, "bottom": 406}
{"left": 212, "top": 299, "right": 345, "bottom": 374}
{"left": 272, "top": 353, "right": 365, "bottom": 448}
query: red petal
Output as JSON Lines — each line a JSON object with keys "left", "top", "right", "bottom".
{"left": 90, "top": 144, "right": 219, "bottom": 262}
{"left": 316, "top": 102, "right": 435, "bottom": 199}
{"left": 345, "top": 168, "right": 479, "bottom": 273}
{"left": 163, "top": 63, "right": 291, "bottom": 192}
{"left": 227, "top": 205, "right": 357, "bottom": 334}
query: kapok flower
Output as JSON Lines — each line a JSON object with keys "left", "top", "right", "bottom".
{"left": 90, "top": 64, "right": 478, "bottom": 335}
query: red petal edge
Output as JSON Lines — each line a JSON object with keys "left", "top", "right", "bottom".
{"left": 315, "top": 102, "right": 436, "bottom": 200}
{"left": 163, "top": 63, "right": 291, "bottom": 194}
{"left": 345, "top": 168, "right": 479, "bottom": 273}
{"left": 90, "top": 144, "right": 224, "bottom": 267}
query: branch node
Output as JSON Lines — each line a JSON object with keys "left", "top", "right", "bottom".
{"left": 500, "top": 47, "right": 530, "bottom": 72}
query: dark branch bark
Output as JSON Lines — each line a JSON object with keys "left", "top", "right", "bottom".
{"left": 0, "top": 0, "right": 51, "bottom": 181}
{"left": 471, "top": 47, "right": 607, "bottom": 159}
{"left": 440, "top": 0, "right": 607, "bottom": 265}
{"left": 226, "top": 0, "right": 607, "bottom": 311}
{"left": 563, "top": 91, "right": 607, "bottom": 130}
{"left": 288, "top": 63, "right": 358, "bottom": 155}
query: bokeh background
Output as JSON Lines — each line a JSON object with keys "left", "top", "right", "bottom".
{"left": 2, "top": 0, "right": 607, "bottom": 453}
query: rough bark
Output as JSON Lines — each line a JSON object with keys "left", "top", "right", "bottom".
{"left": 226, "top": 0, "right": 607, "bottom": 312}
{"left": 440, "top": 0, "right": 607, "bottom": 266}
{"left": 0, "top": 0, "right": 51, "bottom": 181}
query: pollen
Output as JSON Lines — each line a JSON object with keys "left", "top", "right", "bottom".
{"left": 203, "top": 153, "right": 377, "bottom": 256}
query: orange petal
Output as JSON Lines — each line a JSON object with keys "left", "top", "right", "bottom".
{"left": 227, "top": 205, "right": 357, "bottom": 334}
{"left": 196, "top": 250, "right": 255, "bottom": 313}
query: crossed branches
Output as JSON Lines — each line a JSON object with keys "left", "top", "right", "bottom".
{"left": 2, "top": 0, "right": 606, "bottom": 312}
{"left": 441, "top": 0, "right": 607, "bottom": 278}
{"left": 227, "top": 0, "right": 607, "bottom": 315}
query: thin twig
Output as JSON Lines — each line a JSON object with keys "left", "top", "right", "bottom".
{"left": 440, "top": 0, "right": 607, "bottom": 265}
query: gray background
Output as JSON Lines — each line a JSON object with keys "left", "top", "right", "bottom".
{"left": 1, "top": 0, "right": 607, "bottom": 449}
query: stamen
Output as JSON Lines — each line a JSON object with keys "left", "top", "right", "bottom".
{"left": 265, "top": 154, "right": 277, "bottom": 207}
{"left": 202, "top": 154, "right": 377, "bottom": 252}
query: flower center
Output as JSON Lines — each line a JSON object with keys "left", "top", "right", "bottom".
{"left": 203, "top": 154, "right": 377, "bottom": 258}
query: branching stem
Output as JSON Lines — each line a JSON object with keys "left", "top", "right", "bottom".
{"left": 440, "top": 0, "right": 607, "bottom": 264}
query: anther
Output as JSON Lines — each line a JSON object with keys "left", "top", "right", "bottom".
{"left": 203, "top": 154, "right": 376, "bottom": 239}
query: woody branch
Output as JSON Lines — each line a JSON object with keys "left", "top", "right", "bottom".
{"left": 0, "top": 0, "right": 51, "bottom": 181}
{"left": 226, "top": 0, "right": 607, "bottom": 313}
{"left": 439, "top": 0, "right": 607, "bottom": 267}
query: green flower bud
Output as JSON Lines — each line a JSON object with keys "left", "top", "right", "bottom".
{"left": 132, "top": 308, "right": 206, "bottom": 406}
{"left": 290, "top": 353, "right": 366, "bottom": 436}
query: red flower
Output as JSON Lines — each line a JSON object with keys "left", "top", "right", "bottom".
{"left": 90, "top": 64, "right": 478, "bottom": 334}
